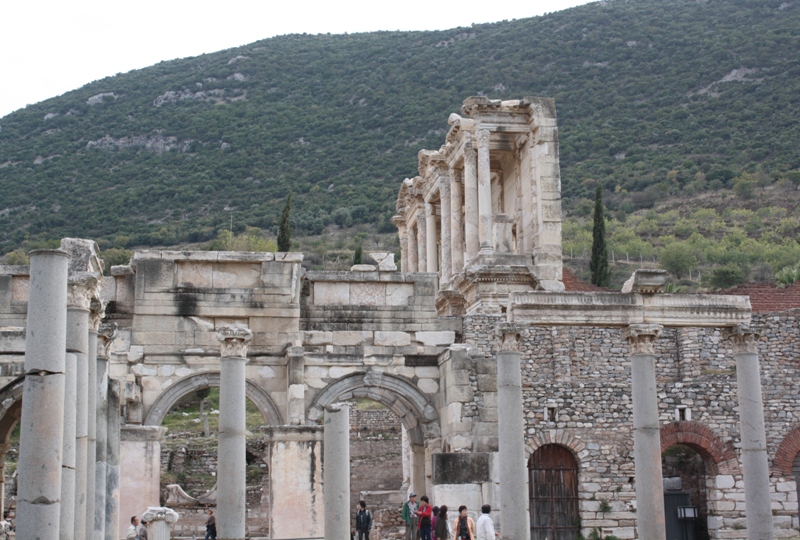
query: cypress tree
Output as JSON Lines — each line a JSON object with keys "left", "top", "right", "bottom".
{"left": 353, "top": 243, "right": 363, "bottom": 265}
{"left": 277, "top": 194, "right": 292, "bottom": 252}
{"left": 590, "top": 184, "right": 611, "bottom": 287}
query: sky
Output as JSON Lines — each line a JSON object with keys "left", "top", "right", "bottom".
{"left": 0, "top": 0, "right": 595, "bottom": 119}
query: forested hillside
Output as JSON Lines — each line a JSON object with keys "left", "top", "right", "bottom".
{"left": 1, "top": 0, "right": 799, "bottom": 281}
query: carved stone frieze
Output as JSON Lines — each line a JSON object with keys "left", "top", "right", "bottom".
{"left": 476, "top": 128, "right": 490, "bottom": 147}
{"left": 494, "top": 323, "right": 530, "bottom": 351}
{"left": 97, "top": 322, "right": 118, "bottom": 359}
{"left": 217, "top": 326, "right": 253, "bottom": 358}
{"left": 141, "top": 506, "right": 179, "bottom": 524}
{"left": 622, "top": 324, "right": 663, "bottom": 355}
{"left": 724, "top": 325, "right": 760, "bottom": 354}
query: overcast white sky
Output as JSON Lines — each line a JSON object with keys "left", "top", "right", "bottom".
{"left": 0, "top": 0, "right": 594, "bottom": 118}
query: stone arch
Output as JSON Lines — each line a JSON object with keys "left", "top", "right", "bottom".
{"left": 308, "top": 371, "right": 439, "bottom": 446}
{"left": 525, "top": 430, "right": 584, "bottom": 469}
{"left": 660, "top": 421, "right": 739, "bottom": 476}
{"left": 773, "top": 425, "right": 800, "bottom": 477}
{"left": 0, "top": 377, "right": 24, "bottom": 445}
{"left": 143, "top": 372, "right": 282, "bottom": 426}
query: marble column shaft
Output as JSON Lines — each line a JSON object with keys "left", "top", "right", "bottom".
{"left": 624, "top": 324, "right": 666, "bottom": 540}
{"left": 105, "top": 379, "right": 121, "bottom": 540}
{"left": 727, "top": 327, "right": 774, "bottom": 540}
{"left": 60, "top": 351, "right": 78, "bottom": 540}
{"left": 324, "top": 404, "right": 351, "bottom": 540}
{"left": 425, "top": 203, "right": 438, "bottom": 273}
{"left": 449, "top": 168, "right": 464, "bottom": 274}
{"left": 68, "top": 292, "right": 91, "bottom": 540}
{"left": 96, "top": 323, "right": 116, "bottom": 540}
{"left": 87, "top": 327, "right": 98, "bottom": 534}
{"left": 476, "top": 129, "right": 493, "bottom": 252}
{"left": 496, "top": 326, "right": 529, "bottom": 540}
{"left": 408, "top": 224, "right": 418, "bottom": 273}
{"left": 16, "top": 249, "right": 69, "bottom": 540}
{"left": 417, "top": 212, "right": 428, "bottom": 272}
{"left": 399, "top": 226, "right": 409, "bottom": 273}
{"left": 217, "top": 327, "right": 252, "bottom": 540}
{"left": 439, "top": 182, "right": 452, "bottom": 282}
{"left": 142, "top": 506, "right": 180, "bottom": 540}
{"left": 463, "top": 146, "right": 479, "bottom": 261}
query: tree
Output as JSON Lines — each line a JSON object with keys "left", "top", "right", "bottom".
{"left": 659, "top": 242, "right": 697, "bottom": 279}
{"left": 277, "top": 194, "right": 292, "bottom": 252}
{"left": 353, "top": 243, "right": 363, "bottom": 265}
{"left": 590, "top": 184, "right": 610, "bottom": 287}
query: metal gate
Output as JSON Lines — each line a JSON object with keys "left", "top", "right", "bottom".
{"left": 529, "top": 444, "right": 580, "bottom": 540}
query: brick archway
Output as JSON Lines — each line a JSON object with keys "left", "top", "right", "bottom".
{"left": 525, "top": 430, "right": 584, "bottom": 468}
{"left": 660, "top": 421, "right": 739, "bottom": 476}
{"left": 773, "top": 425, "right": 800, "bottom": 477}
{"left": 0, "top": 377, "right": 25, "bottom": 445}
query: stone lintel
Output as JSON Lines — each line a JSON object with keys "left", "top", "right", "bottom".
{"left": 509, "top": 291, "right": 751, "bottom": 328}
{"left": 262, "top": 425, "right": 324, "bottom": 443}
{"left": 120, "top": 425, "right": 167, "bottom": 442}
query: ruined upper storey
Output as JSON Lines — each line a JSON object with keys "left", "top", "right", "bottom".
{"left": 394, "top": 97, "right": 564, "bottom": 316}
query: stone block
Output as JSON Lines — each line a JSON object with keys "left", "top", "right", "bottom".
{"left": 313, "top": 282, "right": 350, "bottom": 305}
{"left": 432, "top": 453, "right": 491, "bottom": 484}
{"left": 716, "top": 475, "right": 735, "bottom": 489}
{"left": 303, "top": 331, "right": 332, "bottom": 345}
{"left": 385, "top": 283, "right": 414, "bottom": 306}
{"left": 417, "top": 379, "right": 439, "bottom": 393}
{"left": 414, "top": 331, "right": 456, "bottom": 347}
{"left": 414, "top": 366, "right": 440, "bottom": 379}
{"left": 332, "top": 331, "right": 371, "bottom": 346}
{"left": 447, "top": 385, "right": 474, "bottom": 403}
{"left": 350, "top": 282, "right": 386, "bottom": 305}
{"left": 374, "top": 331, "right": 411, "bottom": 347}
{"left": 477, "top": 374, "right": 497, "bottom": 392}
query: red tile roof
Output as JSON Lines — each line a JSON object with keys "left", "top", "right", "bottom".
{"left": 561, "top": 268, "right": 612, "bottom": 292}
{"left": 714, "top": 281, "right": 800, "bottom": 313}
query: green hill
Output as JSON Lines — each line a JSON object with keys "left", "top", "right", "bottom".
{"left": 1, "top": 0, "right": 799, "bottom": 264}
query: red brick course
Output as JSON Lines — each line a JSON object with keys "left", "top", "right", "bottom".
{"left": 773, "top": 424, "right": 800, "bottom": 477}
{"left": 715, "top": 281, "right": 800, "bottom": 313}
{"left": 562, "top": 268, "right": 611, "bottom": 292}
{"left": 660, "top": 421, "right": 740, "bottom": 476}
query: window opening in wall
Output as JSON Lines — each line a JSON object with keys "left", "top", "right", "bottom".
{"left": 546, "top": 406, "right": 558, "bottom": 422}
{"left": 528, "top": 444, "right": 579, "bottom": 540}
{"left": 676, "top": 406, "right": 691, "bottom": 422}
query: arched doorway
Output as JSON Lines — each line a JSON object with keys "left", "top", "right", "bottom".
{"left": 662, "top": 444, "right": 711, "bottom": 540}
{"left": 0, "top": 378, "right": 24, "bottom": 522}
{"left": 528, "top": 444, "right": 580, "bottom": 540}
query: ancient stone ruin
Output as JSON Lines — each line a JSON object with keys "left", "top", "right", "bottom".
{"left": 0, "top": 97, "right": 798, "bottom": 540}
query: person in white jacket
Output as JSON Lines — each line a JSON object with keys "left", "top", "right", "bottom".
{"left": 126, "top": 516, "right": 140, "bottom": 539}
{"left": 475, "top": 505, "right": 499, "bottom": 540}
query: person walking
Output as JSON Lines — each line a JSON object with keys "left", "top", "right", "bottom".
{"left": 355, "top": 500, "right": 373, "bottom": 540}
{"left": 431, "top": 506, "right": 440, "bottom": 532}
{"left": 475, "top": 505, "right": 499, "bottom": 540}
{"left": 452, "top": 506, "right": 475, "bottom": 540}
{"left": 204, "top": 509, "right": 217, "bottom": 540}
{"left": 138, "top": 518, "right": 149, "bottom": 540}
{"left": 402, "top": 493, "right": 419, "bottom": 540}
{"left": 434, "top": 505, "right": 450, "bottom": 540}
{"left": 416, "top": 495, "right": 433, "bottom": 540}
{"left": 126, "top": 516, "right": 139, "bottom": 540}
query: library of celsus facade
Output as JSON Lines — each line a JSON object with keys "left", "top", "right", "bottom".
{"left": 1, "top": 97, "right": 799, "bottom": 539}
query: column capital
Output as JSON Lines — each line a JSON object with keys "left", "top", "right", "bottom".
{"left": 425, "top": 202, "right": 435, "bottom": 216}
{"left": 89, "top": 297, "right": 106, "bottom": 332}
{"left": 476, "top": 128, "right": 490, "bottom": 146}
{"left": 724, "top": 325, "right": 760, "bottom": 354}
{"left": 622, "top": 324, "right": 663, "bottom": 355}
{"left": 67, "top": 272, "right": 100, "bottom": 310}
{"left": 142, "top": 506, "right": 179, "bottom": 524}
{"left": 494, "top": 323, "right": 530, "bottom": 351}
{"left": 439, "top": 178, "right": 451, "bottom": 196}
{"left": 217, "top": 326, "right": 253, "bottom": 358}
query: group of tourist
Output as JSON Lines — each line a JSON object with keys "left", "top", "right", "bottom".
{"left": 126, "top": 509, "right": 216, "bottom": 540}
{"left": 400, "top": 493, "right": 499, "bottom": 540}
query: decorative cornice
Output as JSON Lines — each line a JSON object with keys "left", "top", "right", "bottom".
{"left": 97, "top": 322, "right": 118, "bottom": 359}
{"left": 67, "top": 272, "right": 100, "bottom": 310}
{"left": 217, "top": 326, "right": 253, "bottom": 358}
{"left": 494, "top": 322, "right": 530, "bottom": 351}
{"left": 622, "top": 324, "right": 663, "bottom": 355}
{"left": 724, "top": 325, "right": 760, "bottom": 354}
{"left": 141, "top": 506, "right": 180, "bottom": 524}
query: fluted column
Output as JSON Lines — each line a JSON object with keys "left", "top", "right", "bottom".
{"left": 463, "top": 146, "right": 479, "bottom": 262}
{"left": 95, "top": 323, "right": 117, "bottom": 540}
{"left": 324, "top": 404, "right": 351, "bottom": 540}
{"left": 407, "top": 224, "right": 418, "bottom": 273}
{"left": 425, "top": 203, "right": 438, "bottom": 273}
{"left": 725, "top": 326, "right": 774, "bottom": 540}
{"left": 417, "top": 212, "right": 428, "bottom": 272}
{"left": 141, "top": 507, "right": 180, "bottom": 540}
{"left": 495, "top": 324, "right": 530, "bottom": 540}
{"left": 439, "top": 182, "right": 452, "bottom": 282}
{"left": 217, "top": 327, "right": 252, "bottom": 540}
{"left": 17, "top": 249, "right": 69, "bottom": 540}
{"left": 476, "top": 129, "right": 493, "bottom": 254}
{"left": 623, "top": 324, "right": 666, "bottom": 540}
{"left": 449, "top": 167, "right": 464, "bottom": 274}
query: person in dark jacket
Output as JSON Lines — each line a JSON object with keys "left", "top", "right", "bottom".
{"left": 204, "top": 509, "right": 217, "bottom": 540}
{"left": 355, "top": 500, "right": 373, "bottom": 540}
{"left": 434, "top": 505, "right": 450, "bottom": 540}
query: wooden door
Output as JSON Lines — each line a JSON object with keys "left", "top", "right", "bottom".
{"left": 529, "top": 444, "right": 580, "bottom": 540}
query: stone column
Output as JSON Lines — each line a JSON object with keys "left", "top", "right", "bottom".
{"left": 476, "top": 129, "right": 493, "bottom": 254}
{"left": 105, "top": 378, "right": 121, "bottom": 540}
{"left": 440, "top": 182, "right": 452, "bottom": 282}
{"left": 119, "top": 425, "right": 168, "bottom": 535}
{"left": 411, "top": 445, "right": 426, "bottom": 499}
{"left": 417, "top": 212, "right": 428, "bottom": 272}
{"left": 324, "top": 403, "right": 351, "bottom": 540}
{"left": 495, "top": 324, "right": 530, "bottom": 540}
{"left": 397, "top": 223, "right": 409, "bottom": 273}
{"left": 287, "top": 345, "right": 306, "bottom": 425}
{"left": 217, "top": 326, "right": 252, "bottom": 540}
{"left": 463, "top": 146, "right": 479, "bottom": 262}
{"left": 450, "top": 168, "right": 464, "bottom": 274}
{"left": 425, "top": 203, "right": 438, "bottom": 273}
{"left": 86, "top": 305, "right": 101, "bottom": 536}
{"left": 141, "top": 507, "right": 179, "bottom": 540}
{"left": 16, "top": 249, "right": 69, "bottom": 540}
{"left": 67, "top": 273, "right": 96, "bottom": 540}
{"left": 408, "top": 223, "right": 418, "bottom": 273}
{"left": 60, "top": 351, "right": 78, "bottom": 540}
{"left": 95, "top": 323, "right": 116, "bottom": 540}
{"left": 623, "top": 324, "right": 666, "bottom": 540}
{"left": 726, "top": 326, "right": 774, "bottom": 540}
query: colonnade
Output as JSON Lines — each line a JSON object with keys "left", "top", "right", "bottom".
{"left": 494, "top": 322, "right": 775, "bottom": 540}
{"left": 15, "top": 250, "right": 122, "bottom": 540}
